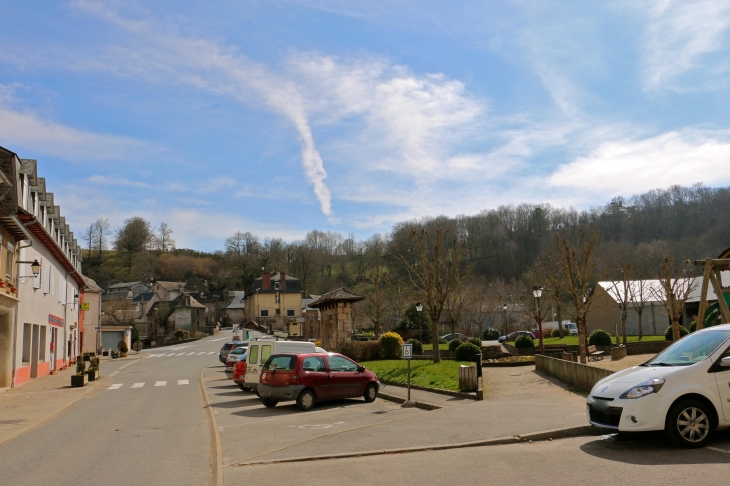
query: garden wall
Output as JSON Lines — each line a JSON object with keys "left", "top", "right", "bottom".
{"left": 535, "top": 355, "right": 614, "bottom": 393}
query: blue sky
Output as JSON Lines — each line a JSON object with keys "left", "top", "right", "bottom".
{"left": 2, "top": 1, "right": 730, "bottom": 250}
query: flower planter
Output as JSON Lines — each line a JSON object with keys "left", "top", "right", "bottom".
{"left": 83, "top": 355, "right": 91, "bottom": 362}
{"left": 9, "top": 287, "right": 18, "bottom": 294}
{"left": 71, "top": 374, "right": 88, "bottom": 387}
{"left": 87, "top": 369, "right": 100, "bottom": 381}
{"left": 0, "top": 281, "right": 7, "bottom": 288}
{"left": 119, "top": 352, "right": 127, "bottom": 358}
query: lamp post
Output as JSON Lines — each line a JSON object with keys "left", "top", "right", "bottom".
{"left": 532, "top": 285, "right": 544, "bottom": 354}
{"left": 502, "top": 303, "right": 507, "bottom": 336}
{"left": 415, "top": 303, "right": 423, "bottom": 354}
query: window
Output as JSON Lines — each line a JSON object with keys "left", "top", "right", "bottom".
{"left": 5, "top": 242, "right": 13, "bottom": 281}
{"left": 260, "top": 345, "right": 271, "bottom": 363}
{"left": 263, "top": 355, "right": 296, "bottom": 371}
{"left": 274, "top": 282, "right": 280, "bottom": 290}
{"left": 248, "top": 345, "right": 258, "bottom": 364}
{"left": 22, "top": 324, "right": 31, "bottom": 363}
{"left": 260, "top": 309, "right": 269, "bottom": 317}
{"left": 326, "top": 355, "right": 359, "bottom": 372}
{"left": 286, "top": 309, "right": 296, "bottom": 317}
{"left": 196, "top": 309, "right": 200, "bottom": 316}
{"left": 302, "top": 356, "right": 326, "bottom": 372}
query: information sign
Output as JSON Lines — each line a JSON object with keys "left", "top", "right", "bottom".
{"left": 402, "top": 343, "right": 413, "bottom": 359}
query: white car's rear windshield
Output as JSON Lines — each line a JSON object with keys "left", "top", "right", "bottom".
{"left": 646, "top": 330, "right": 730, "bottom": 366}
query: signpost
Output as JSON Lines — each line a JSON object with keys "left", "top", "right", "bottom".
{"left": 402, "top": 343, "right": 413, "bottom": 402}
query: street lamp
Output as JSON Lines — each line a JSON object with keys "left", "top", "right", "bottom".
{"left": 502, "top": 303, "right": 508, "bottom": 336}
{"left": 415, "top": 302, "right": 423, "bottom": 354}
{"left": 532, "top": 285, "right": 545, "bottom": 355}
{"left": 17, "top": 259, "right": 41, "bottom": 282}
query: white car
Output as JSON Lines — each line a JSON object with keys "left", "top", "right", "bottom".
{"left": 587, "top": 324, "right": 730, "bottom": 448}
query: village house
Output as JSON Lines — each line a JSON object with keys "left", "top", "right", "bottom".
{"left": 244, "top": 269, "right": 303, "bottom": 337}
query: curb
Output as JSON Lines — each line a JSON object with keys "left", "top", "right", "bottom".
{"left": 379, "top": 381, "right": 475, "bottom": 400}
{"left": 377, "top": 391, "right": 442, "bottom": 410}
{"left": 0, "top": 355, "right": 146, "bottom": 447}
{"left": 232, "top": 425, "right": 599, "bottom": 467}
{"left": 200, "top": 367, "right": 224, "bottom": 486}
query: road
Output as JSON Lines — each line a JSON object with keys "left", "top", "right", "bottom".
{"left": 0, "top": 334, "right": 231, "bottom": 486}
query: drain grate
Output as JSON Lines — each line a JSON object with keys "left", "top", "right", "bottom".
{"left": 0, "top": 419, "right": 26, "bottom": 425}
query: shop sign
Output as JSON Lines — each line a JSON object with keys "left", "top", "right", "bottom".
{"left": 48, "top": 314, "right": 65, "bottom": 328}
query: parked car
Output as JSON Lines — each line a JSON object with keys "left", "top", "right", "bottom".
{"left": 257, "top": 353, "right": 380, "bottom": 411}
{"left": 219, "top": 341, "right": 248, "bottom": 363}
{"left": 588, "top": 325, "right": 730, "bottom": 448}
{"left": 243, "top": 340, "right": 316, "bottom": 392}
{"left": 441, "top": 333, "right": 466, "bottom": 341}
{"left": 225, "top": 348, "right": 247, "bottom": 379}
{"left": 497, "top": 331, "right": 535, "bottom": 343}
{"left": 233, "top": 358, "right": 249, "bottom": 391}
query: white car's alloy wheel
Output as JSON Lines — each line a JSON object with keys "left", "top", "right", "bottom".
{"left": 676, "top": 407, "right": 710, "bottom": 443}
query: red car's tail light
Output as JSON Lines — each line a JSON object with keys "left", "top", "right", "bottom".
{"left": 288, "top": 374, "right": 299, "bottom": 384}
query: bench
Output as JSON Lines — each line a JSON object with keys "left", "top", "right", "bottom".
{"left": 587, "top": 345, "right": 604, "bottom": 361}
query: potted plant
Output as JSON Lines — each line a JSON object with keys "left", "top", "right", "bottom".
{"left": 0, "top": 281, "right": 7, "bottom": 288}
{"left": 9, "top": 286, "right": 18, "bottom": 294}
{"left": 87, "top": 356, "right": 100, "bottom": 381}
{"left": 118, "top": 342, "right": 128, "bottom": 358}
{"left": 71, "top": 359, "right": 88, "bottom": 387}
{"left": 111, "top": 350, "right": 119, "bottom": 359}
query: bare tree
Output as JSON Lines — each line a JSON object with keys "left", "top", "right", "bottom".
{"left": 605, "top": 262, "right": 636, "bottom": 345}
{"left": 542, "top": 229, "right": 604, "bottom": 363}
{"left": 80, "top": 223, "right": 97, "bottom": 260}
{"left": 650, "top": 256, "right": 697, "bottom": 341}
{"left": 96, "top": 218, "right": 111, "bottom": 264}
{"left": 463, "top": 278, "right": 491, "bottom": 338}
{"left": 390, "top": 223, "right": 470, "bottom": 363}
{"left": 156, "top": 222, "right": 175, "bottom": 252}
{"left": 356, "top": 262, "right": 394, "bottom": 338}
{"left": 444, "top": 270, "right": 474, "bottom": 340}
{"left": 114, "top": 217, "right": 152, "bottom": 273}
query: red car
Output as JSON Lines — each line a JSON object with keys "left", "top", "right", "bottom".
{"left": 257, "top": 353, "right": 380, "bottom": 411}
{"left": 233, "top": 359, "right": 248, "bottom": 391}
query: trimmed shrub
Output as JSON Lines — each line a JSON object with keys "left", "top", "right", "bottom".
{"left": 455, "top": 342, "right": 481, "bottom": 362}
{"left": 689, "top": 320, "right": 697, "bottom": 333}
{"left": 665, "top": 325, "right": 689, "bottom": 341}
{"left": 339, "top": 341, "right": 363, "bottom": 362}
{"left": 408, "top": 338, "right": 422, "bottom": 355}
{"left": 438, "top": 338, "right": 448, "bottom": 345}
{"left": 481, "top": 327, "right": 500, "bottom": 341}
{"left": 514, "top": 334, "right": 534, "bottom": 349}
{"left": 588, "top": 329, "right": 612, "bottom": 347}
{"left": 361, "top": 340, "right": 381, "bottom": 361}
{"left": 380, "top": 332, "right": 404, "bottom": 359}
{"left": 448, "top": 339, "right": 462, "bottom": 352}
{"left": 118, "top": 342, "right": 129, "bottom": 353}
{"left": 542, "top": 328, "right": 555, "bottom": 338}
{"left": 467, "top": 337, "right": 482, "bottom": 348}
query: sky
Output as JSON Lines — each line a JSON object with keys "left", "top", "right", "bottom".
{"left": 2, "top": 1, "right": 730, "bottom": 250}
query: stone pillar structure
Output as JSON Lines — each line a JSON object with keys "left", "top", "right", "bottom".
{"left": 308, "top": 288, "right": 363, "bottom": 350}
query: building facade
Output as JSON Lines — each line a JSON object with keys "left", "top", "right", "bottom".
{"left": 244, "top": 270, "right": 303, "bottom": 336}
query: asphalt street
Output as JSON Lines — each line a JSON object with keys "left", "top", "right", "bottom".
{"left": 228, "top": 430, "right": 730, "bottom": 486}
{"left": 0, "top": 335, "right": 231, "bottom": 486}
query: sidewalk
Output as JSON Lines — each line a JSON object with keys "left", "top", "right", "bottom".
{"left": 0, "top": 355, "right": 144, "bottom": 445}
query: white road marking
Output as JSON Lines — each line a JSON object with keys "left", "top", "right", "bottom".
{"left": 178, "top": 379, "right": 189, "bottom": 385}
{"left": 186, "top": 352, "right": 196, "bottom": 355}
{"left": 210, "top": 337, "right": 229, "bottom": 342}
{"left": 208, "top": 352, "right": 217, "bottom": 355}
{"left": 108, "top": 384, "right": 123, "bottom": 390}
{"left": 196, "top": 352, "right": 206, "bottom": 355}
{"left": 131, "top": 382, "right": 145, "bottom": 388}
{"left": 155, "top": 381, "right": 167, "bottom": 387}
{"left": 706, "top": 446, "right": 730, "bottom": 454}
{"left": 287, "top": 422, "right": 344, "bottom": 430}
{"left": 176, "top": 353, "right": 186, "bottom": 356}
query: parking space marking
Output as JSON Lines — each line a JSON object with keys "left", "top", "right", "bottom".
{"left": 197, "top": 352, "right": 206, "bottom": 355}
{"left": 187, "top": 352, "right": 196, "bottom": 355}
{"left": 131, "top": 382, "right": 145, "bottom": 388}
{"left": 178, "top": 379, "right": 190, "bottom": 385}
{"left": 155, "top": 381, "right": 167, "bottom": 387}
{"left": 108, "top": 384, "right": 123, "bottom": 390}
{"left": 706, "top": 446, "right": 730, "bottom": 454}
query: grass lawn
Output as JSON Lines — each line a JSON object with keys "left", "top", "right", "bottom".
{"left": 422, "top": 343, "right": 449, "bottom": 351}
{"left": 539, "top": 335, "right": 665, "bottom": 346}
{"left": 361, "top": 360, "right": 470, "bottom": 392}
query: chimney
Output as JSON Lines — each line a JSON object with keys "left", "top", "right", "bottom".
{"left": 262, "top": 271, "right": 271, "bottom": 291}
{"left": 280, "top": 270, "right": 286, "bottom": 290}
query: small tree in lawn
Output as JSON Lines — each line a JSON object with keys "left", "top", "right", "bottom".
{"left": 542, "top": 228, "right": 604, "bottom": 364}
{"left": 605, "top": 262, "right": 636, "bottom": 345}
{"left": 390, "top": 222, "right": 471, "bottom": 364}
{"left": 650, "top": 256, "right": 697, "bottom": 342}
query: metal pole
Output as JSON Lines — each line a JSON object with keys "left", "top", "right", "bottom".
{"left": 419, "top": 312, "right": 423, "bottom": 354}
{"left": 407, "top": 359, "right": 411, "bottom": 402}
{"left": 475, "top": 352, "right": 483, "bottom": 400}
{"left": 537, "top": 298, "right": 544, "bottom": 355}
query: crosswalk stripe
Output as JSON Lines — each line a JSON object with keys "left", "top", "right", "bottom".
{"left": 196, "top": 352, "right": 206, "bottom": 355}
{"left": 176, "top": 353, "right": 186, "bottom": 356}
{"left": 132, "top": 382, "right": 145, "bottom": 388}
{"left": 167, "top": 353, "right": 177, "bottom": 356}
{"left": 155, "top": 381, "right": 167, "bottom": 387}
{"left": 178, "top": 379, "right": 189, "bottom": 385}
{"left": 108, "top": 383, "right": 123, "bottom": 390}
{"left": 186, "top": 352, "right": 196, "bottom": 355}
{"left": 208, "top": 352, "right": 217, "bottom": 355}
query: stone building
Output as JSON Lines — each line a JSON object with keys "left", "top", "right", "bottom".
{"left": 307, "top": 288, "right": 363, "bottom": 350}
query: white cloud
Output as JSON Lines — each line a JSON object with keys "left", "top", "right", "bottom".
{"left": 637, "top": 0, "right": 730, "bottom": 91}
{"left": 547, "top": 130, "right": 730, "bottom": 200}
{"left": 0, "top": 105, "right": 158, "bottom": 163}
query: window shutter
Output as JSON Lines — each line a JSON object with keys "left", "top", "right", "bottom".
{"left": 50, "top": 270, "right": 55, "bottom": 299}
{"left": 43, "top": 264, "right": 50, "bottom": 293}
{"left": 19, "top": 249, "right": 26, "bottom": 279}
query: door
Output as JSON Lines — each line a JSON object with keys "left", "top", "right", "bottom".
{"left": 101, "top": 331, "right": 124, "bottom": 351}
{"left": 301, "top": 356, "right": 330, "bottom": 399}
{"left": 326, "top": 355, "right": 364, "bottom": 398}
{"left": 246, "top": 344, "right": 259, "bottom": 383}
{"left": 49, "top": 328, "right": 56, "bottom": 372}
{"left": 714, "top": 345, "right": 730, "bottom": 422}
